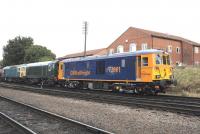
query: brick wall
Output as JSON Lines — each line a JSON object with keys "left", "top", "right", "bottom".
{"left": 96, "top": 49, "right": 107, "bottom": 55}
{"left": 107, "top": 28, "right": 152, "bottom": 53}
{"left": 106, "top": 27, "right": 198, "bottom": 65}
{"left": 182, "top": 42, "right": 194, "bottom": 65}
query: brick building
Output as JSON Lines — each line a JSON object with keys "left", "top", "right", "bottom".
{"left": 60, "top": 27, "right": 200, "bottom": 65}
{"left": 58, "top": 48, "right": 107, "bottom": 60}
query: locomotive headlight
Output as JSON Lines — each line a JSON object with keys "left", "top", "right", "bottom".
{"left": 115, "top": 86, "right": 120, "bottom": 90}
{"left": 155, "top": 75, "right": 161, "bottom": 79}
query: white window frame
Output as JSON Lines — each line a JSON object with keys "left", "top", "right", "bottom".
{"left": 195, "top": 61, "right": 199, "bottom": 65}
{"left": 141, "top": 43, "right": 148, "bottom": 50}
{"left": 168, "top": 45, "right": 172, "bottom": 53}
{"left": 129, "top": 43, "right": 137, "bottom": 52}
{"left": 176, "top": 47, "right": 181, "bottom": 54}
{"left": 176, "top": 61, "right": 180, "bottom": 66}
{"left": 194, "top": 47, "right": 199, "bottom": 54}
{"left": 109, "top": 49, "right": 114, "bottom": 55}
{"left": 117, "top": 45, "right": 124, "bottom": 53}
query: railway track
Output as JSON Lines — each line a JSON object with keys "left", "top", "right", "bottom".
{"left": 0, "top": 112, "right": 36, "bottom": 134}
{"left": 0, "top": 94, "right": 113, "bottom": 134}
{"left": 0, "top": 82, "right": 200, "bottom": 116}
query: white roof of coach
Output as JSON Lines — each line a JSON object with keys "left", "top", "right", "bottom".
{"left": 26, "top": 61, "right": 52, "bottom": 67}
{"left": 3, "top": 65, "right": 20, "bottom": 70}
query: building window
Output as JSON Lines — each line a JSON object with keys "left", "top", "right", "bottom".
{"left": 141, "top": 43, "right": 148, "bottom": 50}
{"left": 167, "top": 45, "right": 172, "bottom": 53}
{"left": 129, "top": 43, "right": 137, "bottom": 52}
{"left": 176, "top": 61, "right": 180, "bottom": 66}
{"left": 194, "top": 47, "right": 199, "bottom": 53}
{"left": 176, "top": 61, "right": 182, "bottom": 66}
{"left": 176, "top": 47, "right": 181, "bottom": 53}
{"left": 195, "top": 61, "right": 199, "bottom": 65}
{"left": 109, "top": 49, "right": 114, "bottom": 55}
{"left": 117, "top": 45, "right": 124, "bottom": 53}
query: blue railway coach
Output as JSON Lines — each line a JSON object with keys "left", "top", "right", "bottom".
{"left": 3, "top": 66, "right": 19, "bottom": 79}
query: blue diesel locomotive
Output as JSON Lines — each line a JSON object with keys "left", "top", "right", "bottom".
{"left": 58, "top": 49, "right": 175, "bottom": 94}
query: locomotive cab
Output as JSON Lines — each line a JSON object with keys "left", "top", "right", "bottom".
{"left": 19, "top": 66, "right": 26, "bottom": 78}
{"left": 136, "top": 51, "right": 175, "bottom": 93}
{"left": 152, "top": 52, "right": 175, "bottom": 90}
{"left": 153, "top": 52, "right": 172, "bottom": 80}
{"left": 58, "top": 61, "right": 64, "bottom": 80}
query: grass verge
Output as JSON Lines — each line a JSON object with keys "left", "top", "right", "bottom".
{"left": 167, "top": 66, "right": 200, "bottom": 97}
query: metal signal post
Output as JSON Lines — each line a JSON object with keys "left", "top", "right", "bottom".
{"left": 83, "top": 21, "right": 88, "bottom": 57}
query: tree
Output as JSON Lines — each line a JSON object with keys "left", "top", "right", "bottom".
{"left": 0, "top": 60, "right": 3, "bottom": 68}
{"left": 24, "top": 45, "right": 56, "bottom": 63}
{"left": 2, "top": 36, "right": 57, "bottom": 66}
{"left": 2, "top": 36, "right": 33, "bottom": 66}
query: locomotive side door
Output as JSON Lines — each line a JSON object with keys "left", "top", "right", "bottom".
{"left": 141, "top": 54, "right": 152, "bottom": 82}
{"left": 58, "top": 62, "right": 64, "bottom": 80}
{"left": 136, "top": 56, "right": 141, "bottom": 80}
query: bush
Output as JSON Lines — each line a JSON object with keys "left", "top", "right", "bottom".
{"left": 169, "top": 66, "right": 200, "bottom": 97}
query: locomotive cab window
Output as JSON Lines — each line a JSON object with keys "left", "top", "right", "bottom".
{"left": 156, "top": 54, "right": 162, "bottom": 65}
{"left": 142, "top": 57, "right": 148, "bottom": 66}
{"left": 167, "top": 55, "right": 170, "bottom": 65}
{"left": 163, "top": 55, "right": 167, "bottom": 65}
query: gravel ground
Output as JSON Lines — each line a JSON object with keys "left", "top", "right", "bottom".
{"left": 0, "top": 87, "right": 200, "bottom": 134}
{"left": 0, "top": 117, "right": 20, "bottom": 134}
{"left": 0, "top": 100, "right": 92, "bottom": 134}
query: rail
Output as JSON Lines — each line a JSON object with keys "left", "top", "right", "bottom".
{"left": 0, "top": 82, "right": 200, "bottom": 116}
{"left": 0, "top": 94, "right": 113, "bottom": 134}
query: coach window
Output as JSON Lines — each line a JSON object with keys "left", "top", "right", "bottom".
{"left": 142, "top": 57, "right": 148, "bottom": 66}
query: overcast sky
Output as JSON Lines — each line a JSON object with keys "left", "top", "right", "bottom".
{"left": 0, "top": 0, "right": 200, "bottom": 60}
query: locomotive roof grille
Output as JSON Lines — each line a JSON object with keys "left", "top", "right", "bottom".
{"left": 61, "top": 49, "right": 165, "bottom": 62}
